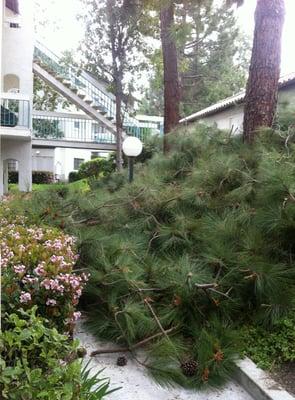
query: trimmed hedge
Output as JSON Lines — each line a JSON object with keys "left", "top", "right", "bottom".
{"left": 8, "top": 171, "right": 18, "bottom": 184}
{"left": 68, "top": 171, "right": 81, "bottom": 183}
{"left": 33, "top": 171, "right": 54, "bottom": 184}
{"left": 8, "top": 171, "right": 54, "bottom": 185}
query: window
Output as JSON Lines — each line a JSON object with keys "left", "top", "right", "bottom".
{"left": 74, "top": 121, "right": 80, "bottom": 129}
{"left": 9, "top": 22, "right": 20, "bottom": 28}
{"left": 91, "top": 152, "right": 100, "bottom": 160}
{"left": 74, "top": 158, "right": 84, "bottom": 170}
{"left": 8, "top": 160, "right": 17, "bottom": 171}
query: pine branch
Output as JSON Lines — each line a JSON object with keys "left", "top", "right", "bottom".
{"left": 73, "top": 188, "right": 147, "bottom": 225}
{"left": 90, "top": 327, "right": 177, "bottom": 356}
{"left": 195, "top": 283, "right": 218, "bottom": 289}
{"left": 144, "top": 298, "right": 168, "bottom": 339}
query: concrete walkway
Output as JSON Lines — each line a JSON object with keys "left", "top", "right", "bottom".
{"left": 75, "top": 322, "right": 253, "bottom": 400}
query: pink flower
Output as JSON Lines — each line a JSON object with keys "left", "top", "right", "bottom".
{"left": 19, "top": 244, "right": 26, "bottom": 252}
{"left": 14, "top": 264, "right": 26, "bottom": 274}
{"left": 34, "top": 264, "right": 45, "bottom": 276}
{"left": 20, "top": 292, "right": 31, "bottom": 303}
{"left": 46, "top": 299, "right": 57, "bottom": 306}
{"left": 22, "top": 275, "right": 38, "bottom": 284}
{"left": 73, "top": 311, "right": 81, "bottom": 321}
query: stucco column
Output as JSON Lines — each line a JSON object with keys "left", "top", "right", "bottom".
{"left": 3, "top": 159, "right": 8, "bottom": 194}
{"left": 0, "top": 0, "right": 3, "bottom": 93}
{"left": 0, "top": 138, "right": 3, "bottom": 197}
{"left": 18, "top": 141, "right": 32, "bottom": 192}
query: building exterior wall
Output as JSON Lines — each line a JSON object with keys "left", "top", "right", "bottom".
{"left": 0, "top": 1, "right": 3, "bottom": 93}
{"left": 199, "top": 84, "right": 295, "bottom": 133}
{"left": 32, "top": 147, "right": 55, "bottom": 172}
{"left": 200, "top": 105, "right": 244, "bottom": 134}
{"left": 54, "top": 148, "right": 96, "bottom": 181}
{"left": 2, "top": 1, "right": 34, "bottom": 98}
{"left": 0, "top": 0, "right": 34, "bottom": 196}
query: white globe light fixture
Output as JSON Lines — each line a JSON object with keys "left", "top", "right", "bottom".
{"left": 122, "top": 136, "right": 143, "bottom": 182}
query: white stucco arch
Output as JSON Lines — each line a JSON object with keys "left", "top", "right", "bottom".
{"left": 1, "top": 139, "right": 32, "bottom": 193}
{"left": 4, "top": 73, "right": 20, "bottom": 92}
{"left": 3, "top": 158, "right": 18, "bottom": 194}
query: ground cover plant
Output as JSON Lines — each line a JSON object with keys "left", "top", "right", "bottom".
{"left": 16, "top": 124, "right": 295, "bottom": 388}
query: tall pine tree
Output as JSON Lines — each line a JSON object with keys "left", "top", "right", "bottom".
{"left": 79, "top": 0, "right": 149, "bottom": 170}
{"left": 229, "top": 0, "right": 286, "bottom": 143}
{"left": 160, "top": 1, "right": 181, "bottom": 152}
{"left": 141, "top": 0, "right": 249, "bottom": 117}
{"left": 180, "top": 0, "right": 249, "bottom": 115}
{"left": 243, "top": 0, "right": 285, "bottom": 143}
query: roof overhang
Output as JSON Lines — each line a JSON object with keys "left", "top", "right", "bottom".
{"left": 180, "top": 73, "right": 295, "bottom": 124}
{"left": 6, "top": 0, "right": 19, "bottom": 14}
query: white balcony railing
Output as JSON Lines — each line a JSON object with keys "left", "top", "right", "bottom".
{"left": 0, "top": 93, "right": 31, "bottom": 129}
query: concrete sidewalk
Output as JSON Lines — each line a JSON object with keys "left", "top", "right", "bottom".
{"left": 75, "top": 323, "right": 253, "bottom": 400}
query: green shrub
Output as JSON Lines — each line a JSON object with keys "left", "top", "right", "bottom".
{"left": 240, "top": 313, "right": 295, "bottom": 370}
{"left": 69, "top": 171, "right": 81, "bottom": 183}
{"left": 0, "top": 307, "right": 81, "bottom": 399}
{"left": 0, "top": 308, "right": 117, "bottom": 400}
{"left": 78, "top": 157, "right": 115, "bottom": 180}
{"left": 8, "top": 170, "right": 54, "bottom": 184}
{"left": 33, "top": 170, "right": 54, "bottom": 184}
{"left": 8, "top": 170, "right": 18, "bottom": 184}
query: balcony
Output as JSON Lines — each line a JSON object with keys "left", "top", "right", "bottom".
{"left": 32, "top": 111, "right": 116, "bottom": 144}
{"left": 0, "top": 93, "right": 31, "bottom": 138}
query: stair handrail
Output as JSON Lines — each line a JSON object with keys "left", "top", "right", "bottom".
{"left": 34, "top": 41, "right": 140, "bottom": 133}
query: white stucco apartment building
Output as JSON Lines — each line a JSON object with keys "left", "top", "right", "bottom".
{"left": 0, "top": 0, "right": 33, "bottom": 195}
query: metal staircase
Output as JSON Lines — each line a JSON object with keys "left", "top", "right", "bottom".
{"left": 33, "top": 42, "right": 141, "bottom": 139}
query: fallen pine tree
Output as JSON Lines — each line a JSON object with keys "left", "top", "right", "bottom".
{"left": 22, "top": 123, "right": 295, "bottom": 388}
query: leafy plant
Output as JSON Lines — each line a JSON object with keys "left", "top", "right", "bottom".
{"left": 80, "top": 362, "right": 120, "bottom": 399}
{"left": 239, "top": 313, "right": 295, "bottom": 370}
{"left": 0, "top": 307, "right": 81, "bottom": 399}
{"left": 0, "top": 308, "right": 117, "bottom": 399}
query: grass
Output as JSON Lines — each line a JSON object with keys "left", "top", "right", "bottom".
{"left": 8, "top": 179, "right": 89, "bottom": 193}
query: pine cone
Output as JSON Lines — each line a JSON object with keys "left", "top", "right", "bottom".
{"left": 116, "top": 356, "right": 128, "bottom": 366}
{"left": 181, "top": 359, "right": 198, "bottom": 377}
{"left": 77, "top": 347, "right": 87, "bottom": 358}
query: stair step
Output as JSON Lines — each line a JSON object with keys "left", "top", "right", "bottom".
{"left": 63, "top": 80, "right": 72, "bottom": 88}
{"left": 77, "top": 91, "right": 86, "bottom": 99}
{"left": 71, "top": 86, "right": 78, "bottom": 94}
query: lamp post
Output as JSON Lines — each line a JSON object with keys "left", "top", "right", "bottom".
{"left": 122, "top": 136, "right": 143, "bottom": 183}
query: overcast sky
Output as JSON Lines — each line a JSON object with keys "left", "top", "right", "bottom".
{"left": 38, "top": 0, "right": 295, "bottom": 76}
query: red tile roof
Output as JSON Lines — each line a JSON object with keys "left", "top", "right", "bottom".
{"left": 6, "top": 0, "right": 19, "bottom": 14}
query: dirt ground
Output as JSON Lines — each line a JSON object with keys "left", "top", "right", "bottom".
{"left": 272, "top": 362, "right": 295, "bottom": 396}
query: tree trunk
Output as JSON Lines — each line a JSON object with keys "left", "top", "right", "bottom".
{"left": 107, "top": 0, "right": 123, "bottom": 171}
{"left": 115, "top": 78, "right": 124, "bottom": 171}
{"left": 243, "top": 0, "right": 285, "bottom": 144}
{"left": 160, "top": 1, "right": 181, "bottom": 153}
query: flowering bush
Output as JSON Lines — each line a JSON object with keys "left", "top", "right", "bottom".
{"left": 1, "top": 210, "right": 88, "bottom": 333}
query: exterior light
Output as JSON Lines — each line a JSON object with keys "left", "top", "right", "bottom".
{"left": 122, "top": 136, "right": 143, "bottom": 183}
{"left": 122, "top": 136, "right": 143, "bottom": 157}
